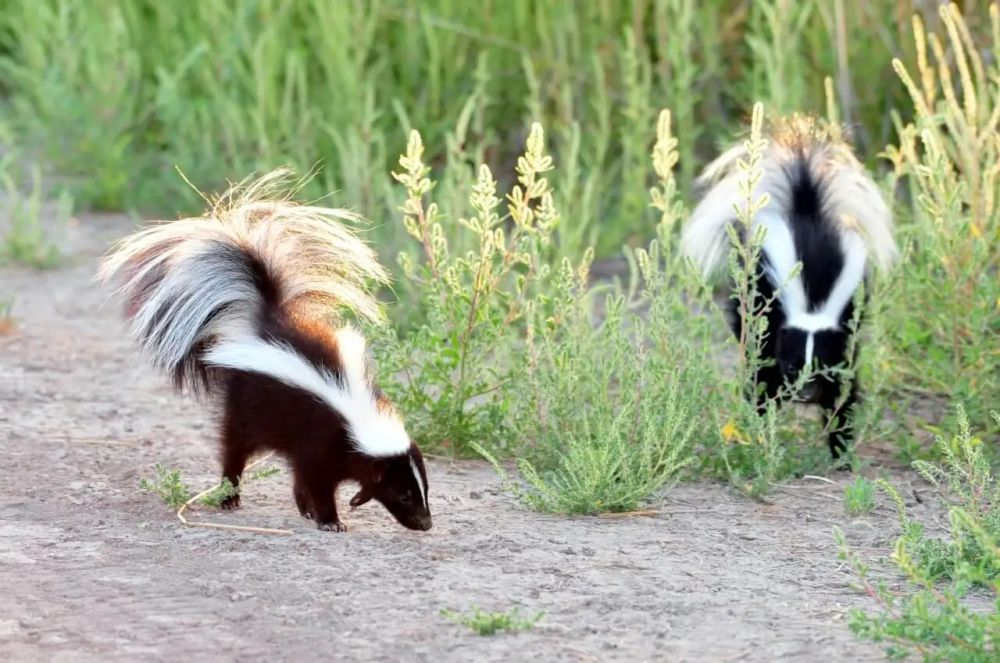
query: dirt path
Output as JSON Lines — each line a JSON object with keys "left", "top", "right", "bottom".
{"left": 1, "top": 213, "right": 933, "bottom": 662}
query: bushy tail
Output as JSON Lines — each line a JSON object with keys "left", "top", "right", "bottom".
{"left": 681, "top": 116, "right": 898, "bottom": 278}
{"left": 98, "top": 169, "right": 389, "bottom": 390}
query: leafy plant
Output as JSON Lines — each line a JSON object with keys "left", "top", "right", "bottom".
{"left": 882, "top": 3, "right": 1000, "bottom": 431}
{"left": 440, "top": 607, "right": 543, "bottom": 636}
{"left": 844, "top": 476, "right": 876, "bottom": 516}
{"left": 835, "top": 406, "right": 1000, "bottom": 661}
{"left": 139, "top": 463, "right": 281, "bottom": 509}
{"left": 476, "top": 110, "right": 707, "bottom": 514}
{"left": 138, "top": 464, "right": 192, "bottom": 509}
{"left": 0, "top": 158, "right": 68, "bottom": 269}
{"left": 198, "top": 466, "right": 281, "bottom": 508}
{"left": 374, "top": 125, "right": 561, "bottom": 457}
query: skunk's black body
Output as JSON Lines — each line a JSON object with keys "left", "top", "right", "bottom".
{"left": 682, "top": 118, "right": 897, "bottom": 461}
{"left": 99, "top": 170, "right": 432, "bottom": 531}
{"left": 728, "top": 160, "right": 862, "bottom": 458}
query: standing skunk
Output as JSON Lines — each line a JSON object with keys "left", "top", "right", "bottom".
{"left": 681, "top": 116, "right": 897, "bottom": 459}
{"left": 99, "top": 170, "right": 431, "bottom": 532}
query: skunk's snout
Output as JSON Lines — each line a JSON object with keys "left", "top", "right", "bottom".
{"left": 796, "top": 380, "right": 820, "bottom": 403}
{"left": 401, "top": 512, "right": 433, "bottom": 531}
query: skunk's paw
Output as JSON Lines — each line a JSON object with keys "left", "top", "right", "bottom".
{"left": 220, "top": 494, "right": 241, "bottom": 510}
{"left": 317, "top": 521, "right": 348, "bottom": 533}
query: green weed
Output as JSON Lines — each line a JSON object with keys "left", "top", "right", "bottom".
{"left": 0, "top": 158, "right": 67, "bottom": 269}
{"left": 440, "top": 607, "right": 543, "bottom": 636}
{"left": 882, "top": 4, "right": 1000, "bottom": 433}
{"left": 138, "top": 464, "right": 191, "bottom": 509}
{"left": 844, "top": 476, "right": 876, "bottom": 516}
{"left": 477, "top": 110, "right": 706, "bottom": 514}
{"left": 835, "top": 406, "right": 1000, "bottom": 660}
{"left": 139, "top": 464, "right": 281, "bottom": 509}
{"left": 373, "top": 125, "right": 563, "bottom": 457}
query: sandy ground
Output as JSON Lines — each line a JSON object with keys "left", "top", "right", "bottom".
{"left": 0, "top": 212, "right": 947, "bottom": 662}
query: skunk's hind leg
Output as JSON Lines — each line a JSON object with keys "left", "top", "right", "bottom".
{"left": 293, "top": 479, "right": 313, "bottom": 520}
{"left": 219, "top": 412, "right": 250, "bottom": 510}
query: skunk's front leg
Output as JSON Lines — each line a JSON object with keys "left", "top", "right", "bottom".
{"left": 298, "top": 468, "right": 347, "bottom": 532}
{"left": 821, "top": 376, "right": 858, "bottom": 468}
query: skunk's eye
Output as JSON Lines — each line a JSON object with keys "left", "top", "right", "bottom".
{"left": 398, "top": 492, "right": 413, "bottom": 506}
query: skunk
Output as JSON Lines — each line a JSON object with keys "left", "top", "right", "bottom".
{"left": 99, "top": 170, "right": 431, "bottom": 532}
{"left": 681, "top": 117, "right": 897, "bottom": 460}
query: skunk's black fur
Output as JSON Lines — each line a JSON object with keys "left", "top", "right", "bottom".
{"left": 99, "top": 170, "right": 432, "bottom": 531}
{"left": 682, "top": 118, "right": 897, "bottom": 461}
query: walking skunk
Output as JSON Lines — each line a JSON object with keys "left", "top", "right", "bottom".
{"left": 99, "top": 170, "right": 431, "bottom": 532}
{"left": 681, "top": 116, "right": 897, "bottom": 459}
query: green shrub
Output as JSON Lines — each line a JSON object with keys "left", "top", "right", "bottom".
{"left": 835, "top": 406, "right": 1000, "bottom": 661}
{"left": 373, "top": 125, "right": 562, "bottom": 457}
{"left": 0, "top": 155, "right": 67, "bottom": 269}
{"left": 882, "top": 4, "right": 1000, "bottom": 432}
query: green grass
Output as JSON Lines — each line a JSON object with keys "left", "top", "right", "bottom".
{"left": 0, "top": 155, "right": 67, "bottom": 269}
{"left": 844, "top": 476, "right": 876, "bottom": 517}
{"left": 879, "top": 4, "right": 1000, "bottom": 436}
{"left": 0, "top": 1, "right": 988, "bottom": 255}
{"left": 440, "top": 607, "right": 543, "bottom": 636}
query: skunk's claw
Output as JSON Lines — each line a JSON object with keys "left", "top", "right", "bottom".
{"left": 317, "top": 520, "right": 348, "bottom": 533}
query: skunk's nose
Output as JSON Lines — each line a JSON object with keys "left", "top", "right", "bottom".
{"left": 797, "top": 381, "right": 820, "bottom": 402}
{"left": 415, "top": 515, "right": 432, "bottom": 531}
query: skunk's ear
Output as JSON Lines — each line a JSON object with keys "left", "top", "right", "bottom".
{"left": 350, "top": 487, "right": 373, "bottom": 508}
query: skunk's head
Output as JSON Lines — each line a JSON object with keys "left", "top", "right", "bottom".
{"left": 350, "top": 446, "right": 432, "bottom": 531}
{"left": 776, "top": 321, "right": 849, "bottom": 403}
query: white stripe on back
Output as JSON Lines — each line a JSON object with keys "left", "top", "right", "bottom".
{"left": 410, "top": 457, "right": 427, "bottom": 508}
{"left": 204, "top": 336, "right": 411, "bottom": 457}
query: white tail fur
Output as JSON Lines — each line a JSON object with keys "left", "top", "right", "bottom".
{"left": 98, "top": 169, "right": 389, "bottom": 378}
{"left": 681, "top": 124, "right": 898, "bottom": 279}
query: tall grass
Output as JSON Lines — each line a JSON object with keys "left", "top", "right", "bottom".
{"left": 2, "top": 1, "right": 990, "bottom": 257}
{"left": 882, "top": 4, "right": 1000, "bottom": 433}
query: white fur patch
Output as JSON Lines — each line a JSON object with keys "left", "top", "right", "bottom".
{"left": 681, "top": 135, "right": 897, "bottom": 279}
{"left": 779, "top": 229, "right": 866, "bottom": 332}
{"left": 204, "top": 336, "right": 411, "bottom": 457}
{"left": 410, "top": 457, "right": 427, "bottom": 508}
{"left": 804, "top": 333, "right": 816, "bottom": 367}
{"left": 97, "top": 169, "right": 391, "bottom": 380}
